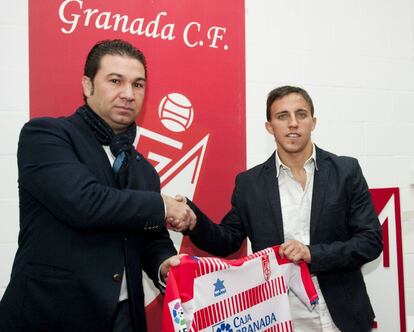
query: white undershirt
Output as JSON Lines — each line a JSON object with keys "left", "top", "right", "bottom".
{"left": 276, "top": 145, "right": 340, "bottom": 332}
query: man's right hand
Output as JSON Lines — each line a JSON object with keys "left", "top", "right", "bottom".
{"left": 173, "top": 195, "right": 197, "bottom": 231}
{"left": 162, "top": 194, "right": 196, "bottom": 232}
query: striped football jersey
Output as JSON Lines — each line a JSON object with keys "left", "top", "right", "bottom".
{"left": 162, "top": 245, "right": 318, "bottom": 332}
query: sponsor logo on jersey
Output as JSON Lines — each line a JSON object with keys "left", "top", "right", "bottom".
{"left": 212, "top": 313, "right": 277, "bottom": 332}
{"left": 214, "top": 278, "right": 227, "bottom": 297}
{"left": 213, "top": 322, "right": 233, "bottom": 332}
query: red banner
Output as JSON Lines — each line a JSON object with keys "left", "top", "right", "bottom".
{"left": 29, "top": 1, "right": 245, "bottom": 330}
{"left": 366, "top": 188, "right": 406, "bottom": 332}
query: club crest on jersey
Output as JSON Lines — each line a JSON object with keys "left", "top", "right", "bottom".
{"left": 262, "top": 254, "right": 271, "bottom": 281}
{"left": 213, "top": 278, "right": 226, "bottom": 297}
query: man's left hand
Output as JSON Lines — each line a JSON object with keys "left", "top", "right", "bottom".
{"left": 279, "top": 240, "right": 311, "bottom": 263}
{"left": 160, "top": 254, "right": 186, "bottom": 285}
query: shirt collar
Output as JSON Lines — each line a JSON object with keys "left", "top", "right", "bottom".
{"left": 275, "top": 144, "right": 318, "bottom": 177}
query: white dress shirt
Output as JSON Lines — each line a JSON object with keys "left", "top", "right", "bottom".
{"left": 276, "top": 145, "right": 340, "bottom": 332}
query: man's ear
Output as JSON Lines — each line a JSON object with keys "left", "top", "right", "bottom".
{"left": 311, "top": 116, "right": 317, "bottom": 132}
{"left": 265, "top": 121, "right": 274, "bottom": 135}
{"left": 82, "top": 76, "right": 93, "bottom": 97}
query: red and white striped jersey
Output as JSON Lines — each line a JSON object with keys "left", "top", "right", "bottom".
{"left": 162, "top": 246, "right": 318, "bottom": 332}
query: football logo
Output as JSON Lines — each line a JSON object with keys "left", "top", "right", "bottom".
{"left": 158, "top": 93, "right": 194, "bottom": 132}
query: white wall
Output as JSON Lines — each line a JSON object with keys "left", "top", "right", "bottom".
{"left": 1, "top": 0, "right": 413, "bottom": 327}
{"left": 244, "top": 0, "right": 414, "bottom": 327}
{"left": 0, "top": 1, "right": 29, "bottom": 300}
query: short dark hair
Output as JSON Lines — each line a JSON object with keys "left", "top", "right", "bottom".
{"left": 266, "top": 86, "right": 314, "bottom": 121}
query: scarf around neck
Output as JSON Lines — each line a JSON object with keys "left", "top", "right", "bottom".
{"left": 76, "top": 104, "right": 139, "bottom": 189}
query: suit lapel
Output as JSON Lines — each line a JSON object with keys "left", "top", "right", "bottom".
{"left": 130, "top": 150, "right": 148, "bottom": 190}
{"left": 310, "top": 147, "right": 330, "bottom": 242}
{"left": 263, "top": 153, "right": 285, "bottom": 243}
{"left": 69, "top": 113, "right": 117, "bottom": 187}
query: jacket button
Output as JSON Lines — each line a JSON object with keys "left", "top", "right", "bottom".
{"left": 113, "top": 273, "right": 121, "bottom": 282}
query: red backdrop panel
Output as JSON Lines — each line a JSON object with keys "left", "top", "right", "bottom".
{"left": 29, "top": 1, "right": 245, "bottom": 331}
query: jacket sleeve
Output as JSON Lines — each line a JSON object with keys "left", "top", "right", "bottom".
{"left": 309, "top": 159, "right": 383, "bottom": 273}
{"left": 187, "top": 175, "right": 247, "bottom": 257}
{"left": 142, "top": 227, "right": 177, "bottom": 289}
{"left": 18, "top": 117, "right": 165, "bottom": 231}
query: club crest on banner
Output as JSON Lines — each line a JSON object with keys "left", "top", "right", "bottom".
{"left": 136, "top": 92, "right": 209, "bottom": 205}
{"left": 138, "top": 92, "right": 210, "bottom": 305}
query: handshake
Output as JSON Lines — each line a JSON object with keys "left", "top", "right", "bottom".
{"left": 162, "top": 194, "right": 197, "bottom": 232}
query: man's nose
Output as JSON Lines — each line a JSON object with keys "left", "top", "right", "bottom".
{"left": 288, "top": 115, "right": 298, "bottom": 127}
{"left": 120, "top": 85, "right": 134, "bottom": 100}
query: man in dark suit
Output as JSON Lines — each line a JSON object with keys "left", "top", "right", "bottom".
{"left": 0, "top": 39, "right": 194, "bottom": 332}
{"left": 178, "top": 86, "right": 382, "bottom": 331}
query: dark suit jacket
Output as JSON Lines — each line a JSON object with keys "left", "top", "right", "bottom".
{"left": 188, "top": 146, "right": 382, "bottom": 332}
{"left": 0, "top": 112, "right": 176, "bottom": 332}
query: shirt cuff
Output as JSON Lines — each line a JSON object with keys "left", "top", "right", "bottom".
{"left": 163, "top": 197, "right": 167, "bottom": 220}
{"left": 158, "top": 265, "right": 166, "bottom": 294}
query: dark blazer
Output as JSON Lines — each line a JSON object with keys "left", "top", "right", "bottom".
{"left": 188, "top": 146, "right": 382, "bottom": 332}
{"left": 0, "top": 112, "right": 176, "bottom": 332}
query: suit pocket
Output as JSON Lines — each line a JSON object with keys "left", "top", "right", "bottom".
{"left": 24, "top": 263, "right": 73, "bottom": 280}
{"left": 22, "top": 264, "right": 75, "bottom": 329}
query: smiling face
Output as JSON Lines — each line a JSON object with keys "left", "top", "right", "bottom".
{"left": 82, "top": 54, "right": 146, "bottom": 134}
{"left": 265, "top": 92, "right": 316, "bottom": 159}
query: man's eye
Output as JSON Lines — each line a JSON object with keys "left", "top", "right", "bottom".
{"left": 111, "top": 79, "right": 120, "bottom": 84}
{"left": 277, "top": 114, "right": 288, "bottom": 120}
{"left": 134, "top": 82, "right": 145, "bottom": 88}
